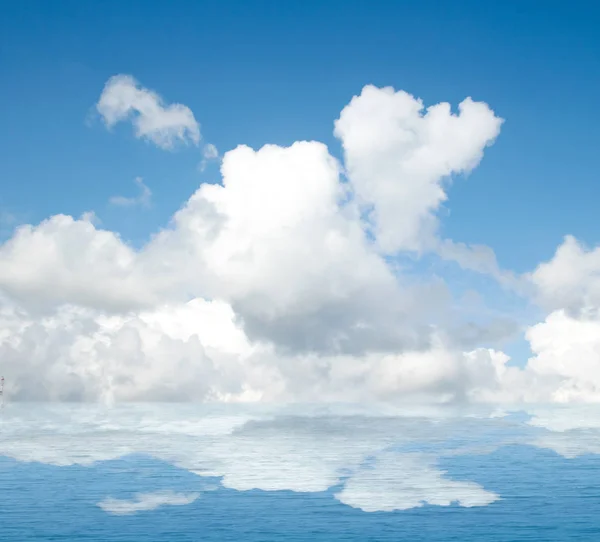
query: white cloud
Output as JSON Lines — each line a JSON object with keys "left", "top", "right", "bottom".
{"left": 0, "top": 215, "right": 154, "bottom": 313}
{"left": 203, "top": 143, "right": 219, "bottom": 159}
{"left": 524, "top": 309, "right": 600, "bottom": 403}
{"left": 200, "top": 143, "right": 219, "bottom": 171}
{"left": 0, "top": 139, "right": 440, "bottom": 353}
{"left": 436, "top": 239, "right": 523, "bottom": 291}
{"left": 97, "top": 490, "right": 200, "bottom": 515}
{"left": 0, "top": 299, "right": 257, "bottom": 402}
{"left": 334, "top": 85, "right": 503, "bottom": 254}
{"left": 174, "top": 141, "right": 440, "bottom": 354}
{"left": 519, "top": 236, "right": 600, "bottom": 404}
{"left": 96, "top": 75, "right": 200, "bottom": 150}
{"left": 3, "top": 78, "right": 599, "bottom": 405}
{"left": 109, "top": 177, "right": 152, "bottom": 208}
{"left": 0, "top": 293, "right": 526, "bottom": 404}
{"left": 530, "top": 235, "right": 600, "bottom": 313}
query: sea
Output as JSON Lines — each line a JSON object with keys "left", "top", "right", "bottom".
{"left": 1, "top": 402, "right": 600, "bottom": 541}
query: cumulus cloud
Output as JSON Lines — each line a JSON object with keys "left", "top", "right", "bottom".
{"left": 0, "top": 299, "right": 255, "bottom": 402}
{"left": 524, "top": 309, "right": 600, "bottom": 403}
{"left": 177, "top": 141, "right": 441, "bottom": 354}
{"left": 96, "top": 75, "right": 200, "bottom": 149}
{"left": 1, "top": 76, "right": 598, "bottom": 405}
{"left": 0, "top": 294, "right": 526, "bottom": 403}
{"left": 97, "top": 490, "right": 200, "bottom": 515}
{"left": 109, "top": 177, "right": 152, "bottom": 208}
{"left": 521, "top": 236, "right": 600, "bottom": 404}
{"left": 0, "top": 139, "right": 440, "bottom": 353}
{"left": 530, "top": 235, "right": 600, "bottom": 314}
{"left": 334, "top": 86, "right": 503, "bottom": 254}
{"left": 0, "top": 215, "right": 151, "bottom": 313}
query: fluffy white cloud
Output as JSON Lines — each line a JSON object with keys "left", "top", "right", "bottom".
{"left": 97, "top": 491, "right": 200, "bottom": 515}
{"left": 519, "top": 236, "right": 600, "bottom": 403}
{"left": 0, "top": 299, "right": 263, "bottom": 402}
{"left": 96, "top": 75, "right": 200, "bottom": 149}
{"left": 524, "top": 309, "right": 600, "bottom": 403}
{"left": 109, "top": 177, "right": 152, "bottom": 208}
{"left": 334, "top": 85, "right": 503, "bottom": 254}
{"left": 172, "top": 141, "right": 441, "bottom": 353}
{"left": 3, "top": 76, "right": 599, "bottom": 405}
{"left": 0, "top": 139, "right": 440, "bottom": 353}
{"left": 0, "top": 293, "right": 523, "bottom": 404}
{"left": 0, "top": 215, "right": 153, "bottom": 312}
{"left": 530, "top": 235, "right": 600, "bottom": 313}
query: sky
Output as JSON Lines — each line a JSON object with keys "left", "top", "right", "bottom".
{"left": 1, "top": 1, "right": 600, "bottom": 403}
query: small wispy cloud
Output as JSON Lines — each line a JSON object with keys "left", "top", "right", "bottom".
{"left": 199, "top": 143, "right": 219, "bottom": 171}
{"left": 109, "top": 177, "right": 152, "bottom": 208}
{"left": 0, "top": 210, "right": 17, "bottom": 226}
{"left": 96, "top": 74, "right": 200, "bottom": 150}
{"left": 0, "top": 209, "right": 26, "bottom": 238}
{"left": 97, "top": 490, "right": 200, "bottom": 515}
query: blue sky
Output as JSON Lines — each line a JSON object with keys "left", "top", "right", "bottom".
{"left": 2, "top": 0, "right": 600, "bottom": 270}
{"left": 6, "top": 8, "right": 600, "bottom": 536}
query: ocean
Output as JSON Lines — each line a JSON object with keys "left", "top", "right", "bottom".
{"left": 1, "top": 403, "right": 599, "bottom": 541}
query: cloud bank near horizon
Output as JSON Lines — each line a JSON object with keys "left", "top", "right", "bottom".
{"left": 0, "top": 76, "right": 599, "bottom": 404}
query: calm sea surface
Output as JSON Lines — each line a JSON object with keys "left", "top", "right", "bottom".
{"left": 1, "top": 403, "right": 600, "bottom": 541}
